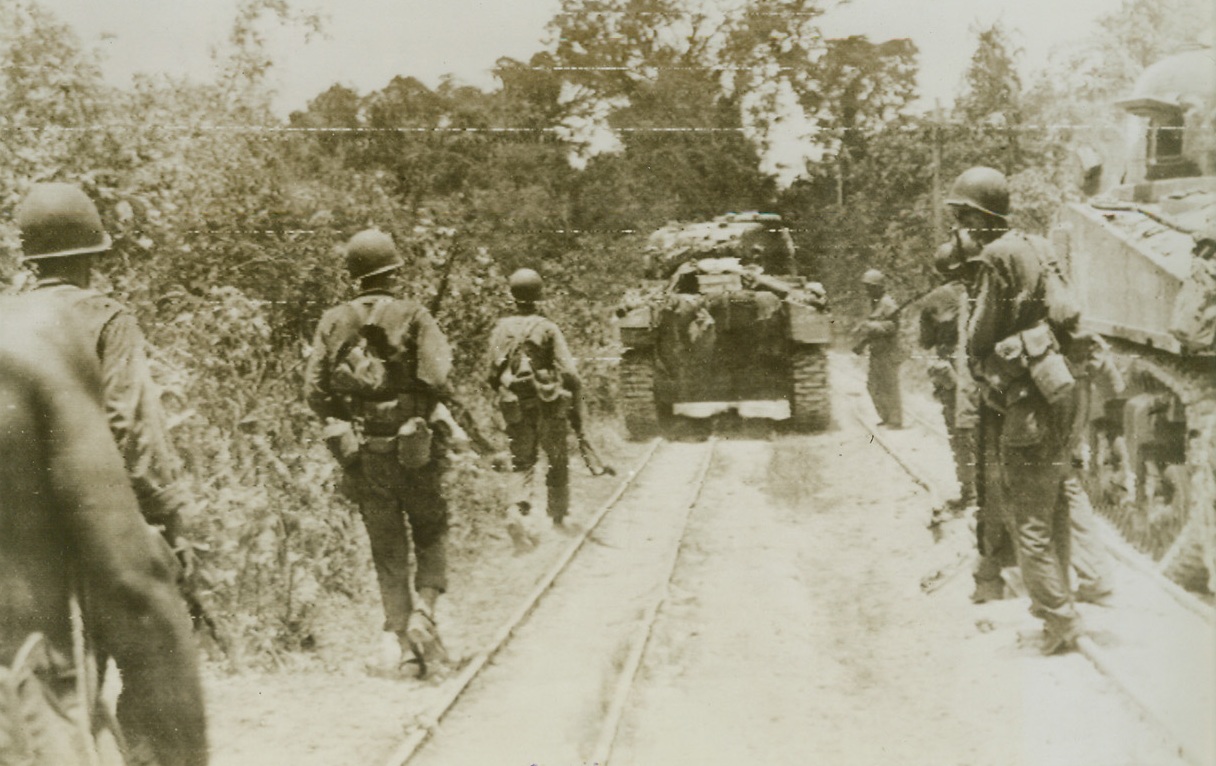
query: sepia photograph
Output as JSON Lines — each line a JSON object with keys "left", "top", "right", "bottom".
{"left": 0, "top": 0, "right": 1213, "bottom": 764}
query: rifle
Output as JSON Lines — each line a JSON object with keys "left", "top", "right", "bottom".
{"left": 568, "top": 386, "right": 616, "bottom": 477}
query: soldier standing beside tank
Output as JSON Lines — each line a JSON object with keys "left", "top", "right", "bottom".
{"left": 950, "top": 166, "right": 1088, "bottom": 653}
{"left": 305, "top": 229, "right": 454, "bottom": 677}
{"left": 919, "top": 243, "right": 979, "bottom": 520}
{"left": 854, "top": 268, "right": 904, "bottom": 428}
{"left": 487, "top": 268, "right": 582, "bottom": 538}
{"left": 15, "top": 183, "right": 197, "bottom": 576}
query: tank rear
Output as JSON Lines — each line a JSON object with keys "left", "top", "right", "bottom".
{"left": 618, "top": 213, "right": 831, "bottom": 436}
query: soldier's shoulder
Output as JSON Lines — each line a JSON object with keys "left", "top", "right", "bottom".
{"left": 981, "top": 230, "right": 1042, "bottom": 260}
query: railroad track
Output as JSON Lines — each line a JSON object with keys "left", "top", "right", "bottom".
{"left": 383, "top": 436, "right": 717, "bottom": 766}
{"left": 847, "top": 390, "right": 1215, "bottom": 766}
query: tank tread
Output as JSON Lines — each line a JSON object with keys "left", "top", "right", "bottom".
{"left": 619, "top": 350, "right": 659, "bottom": 440}
{"left": 1099, "top": 344, "right": 1216, "bottom": 592}
{"left": 789, "top": 344, "right": 830, "bottom": 432}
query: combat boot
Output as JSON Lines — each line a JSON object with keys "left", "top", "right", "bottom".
{"left": 403, "top": 605, "right": 450, "bottom": 679}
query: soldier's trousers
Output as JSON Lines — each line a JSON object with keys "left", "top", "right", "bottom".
{"left": 867, "top": 351, "right": 903, "bottom": 427}
{"left": 506, "top": 401, "right": 569, "bottom": 522}
{"left": 345, "top": 449, "right": 449, "bottom": 635}
{"left": 934, "top": 381, "right": 977, "bottom": 505}
{"left": 979, "top": 400, "right": 1081, "bottom": 637}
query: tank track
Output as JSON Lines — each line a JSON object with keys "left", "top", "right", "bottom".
{"left": 789, "top": 344, "right": 831, "bottom": 432}
{"left": 1092, "top": 344, "right": 1216, "bottom": 592}
{"left": 619, "top": 349, "right": 659, "bottom": 440}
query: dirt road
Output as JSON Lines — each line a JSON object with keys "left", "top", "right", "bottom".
{"left": 206, "top": 363, "right": 1196, "bottom": 765}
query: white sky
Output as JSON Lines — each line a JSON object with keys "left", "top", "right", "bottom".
{"left": 39, "top": 0, "right": 1132, "bottom": 116}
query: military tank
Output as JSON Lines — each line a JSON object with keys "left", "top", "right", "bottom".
{"left": 616, "top": 212, "right": 832, "bottom": 438}
{"left": 1052, "top": 46, "right": 1216, "bottom": 592}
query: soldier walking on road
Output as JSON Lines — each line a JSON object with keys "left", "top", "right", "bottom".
{"left": 305, "top": 229, "right": 454, "bottom": 677}
{"left": 919, "top": 243, "right": 979, "bottom": 520}
{"left": 487, "top": 268, "right": 582, "bottom": 542}
{"left": 854, "top": 268, "right": 903, "bottom": 428}
{"left": 950, "top": 166, "right": 1089, "bottom": 653}
{"left": 0, "top": 294, "right": 206, "bottom": 766}
{"left": 16, "top": 183, "right": 196, "bottom": 573}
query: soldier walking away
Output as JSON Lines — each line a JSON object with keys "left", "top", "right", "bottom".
{"left": 919, "top": 243, "right": 979, "bottom": 522}
{"left": 854, "top": 268, "right": 903, "bottom": 428}
{"left": 0, "top": 295, "right": 206, "bottom": 766}
{"left": 305, "top": 229, "right": 454, "bottom": 678}
{"left": 950, "top": 166, "right": 1090, "bottom": 653}
{"left": 16, "top": 183, "right": 197, "bottom": 579}
{"left": 487, "top": 268, "right": 582, "bottom": 545}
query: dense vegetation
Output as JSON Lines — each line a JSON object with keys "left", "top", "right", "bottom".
{"left": 0, "top": 0, "right": 1204, "bottom": 660}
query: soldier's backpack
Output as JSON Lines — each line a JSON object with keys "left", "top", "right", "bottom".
{"left": 496, "top": 316, "right": 565, "bottom": 422}
{"left": 330, "top": 298, "right": 408, "bottom": 400}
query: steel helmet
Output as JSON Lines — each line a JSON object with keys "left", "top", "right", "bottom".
{"left": 508, "top": 268, "right": 543, "bottom": 302}
{"left": 16, "top": 183, "right": 112, "bottom": 260}
{"left": 945, "top": 166, "right": 1010, "bottom": 219}
{"left": 861, "top": 268, "right": 886, "bottom": 287}
{"left": 933, "top": 242, "right": 961, "bottom": 276}
{"left": 344, "top": 229, "right": 403, "bottom": 280}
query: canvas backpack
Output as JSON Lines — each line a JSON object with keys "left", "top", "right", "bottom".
{"left": 330, "top": 298, "right": 413, "bottom": 400}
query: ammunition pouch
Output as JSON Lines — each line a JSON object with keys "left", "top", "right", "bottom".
{"left": 323, "top": 420, "right": 361, "bottom": 470}
{"left": 980, "top": 322, "right": 1075, "bottom": 407}
{"left": 497, "top": 387, "right": 523, "bottom": 425}
{"left": 395, "top": 416, "right": 433, "bottom": 469}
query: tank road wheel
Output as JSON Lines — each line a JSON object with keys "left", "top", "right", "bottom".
{"left": 789, "top": 344, "right": 830, "bottom": 432}
{"left": 1160, "top": 404, "right": 1216, "bottom": 592}
{"left": 620, "top": 350, "right": 660, "bottom": 440}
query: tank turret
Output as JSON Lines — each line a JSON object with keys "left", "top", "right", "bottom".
{"left": 618, "top": 213, "right": 832, "bottom": 436}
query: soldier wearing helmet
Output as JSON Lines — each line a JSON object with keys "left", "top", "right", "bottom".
{"left": 853, "top": 267, "right": 903, "bottom": 428}
{"left": 947, "top": 166, "right": 1107, "bottom": 653}
{"left": 486, "top": 268, "right": 582, "bottom": 544}
{"left": 16, "top": 183, "right": 195, "bottom": 571}
{"left": 918, "top": 242, "right": 979, "bottom": 520}
{"left": 304, "top": 228, "right": 455, "bottom": 677}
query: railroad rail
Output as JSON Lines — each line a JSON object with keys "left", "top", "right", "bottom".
{"left": 383, "top": 436, "right": 717, "bottom": 766}
{"left": 848, "top": 392, "right": 1214, "bottom": 766}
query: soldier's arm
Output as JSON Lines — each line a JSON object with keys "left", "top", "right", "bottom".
{"left": 413, "top": 309, "right": 454, "bottom": 398}
{"left": 966, "top": 260, "right": 1005, "bottom": 363}
{"left": 304, "top": 313, "right": 348, "bottom": 420}
{"left": 550, "top": 323, "right": 582, "bottom": 394}
{"left": 97, "top": 311, "right": 190, "bottom": 541}
{"left": 861, "top": 297, "right": 900, "bottom": 337}
{"left": 50, "top": 363, "right": 206, "bottom": 766}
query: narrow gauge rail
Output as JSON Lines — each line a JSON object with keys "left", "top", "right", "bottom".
{"left": 383, "top": 437, "right": 716, "bottom": 766}
{"left": 849, "top": 394, "right": 1215, "bottom": 766}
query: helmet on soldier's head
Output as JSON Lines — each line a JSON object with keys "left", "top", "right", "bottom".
{"left": 509, "top": 268, "right": 543, "bottom": 302}
{"left": 945, "top": 166, "right": 1010, "bottom": 219}
{"left": 933, "top": 242, "right": 961, "bottom": 276}
{"left": 344, "top": 229, "right": 403, "bottom": 280}
{"left": 16, "top": 183, "right": 112, "bottom": 260}
{"left": 861, "top": 268, "right": 885, "bottom": 287}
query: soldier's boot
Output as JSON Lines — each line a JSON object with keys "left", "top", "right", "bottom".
{"left": 403, "top": 589, "right": 449, "bottom": 679}
{"left": 970, "top": 577, "right": 1006, "bottom": 604}
{"left": 506, "top": 501, "right": 540, "bottom": 552}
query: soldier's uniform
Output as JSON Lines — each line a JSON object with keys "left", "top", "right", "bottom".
{"left": 305, "top": 286, "right": 453, "bottom": 640}
{"left": 919, "top": 279, "right": 979, "bottom": 508}
{"left": 487, "top": 301, "right": 581, "bottom": 525}
{"left": 30, "top": 280, "right": 191, "bottom": 540}
{"left": 966, "top": 228, "right": 1083, "bottom": 645}
{"left": 858, "top": 285, "right": 903, "bottom": 427}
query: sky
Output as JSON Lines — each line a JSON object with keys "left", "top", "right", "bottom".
{"left": 37, "top": 0, "right": 1134, "bottom": 116}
